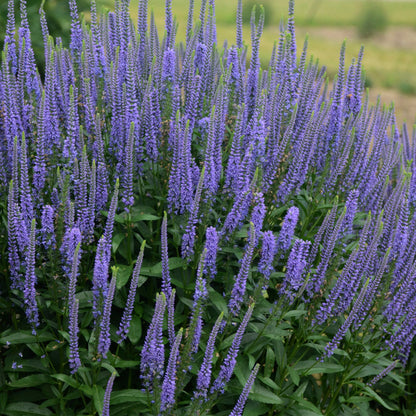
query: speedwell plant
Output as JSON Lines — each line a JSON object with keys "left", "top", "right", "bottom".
{"left": 1, "top": 0, "right": 416, "bottom": 415}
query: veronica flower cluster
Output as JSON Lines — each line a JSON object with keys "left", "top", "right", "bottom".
{"left": 3, "top": 0, "right": 416, "bottom": 413}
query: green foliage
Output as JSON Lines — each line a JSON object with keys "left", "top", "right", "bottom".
{"left": 356, "top": 0, "right": 388, "bottom": 39}
{"left": 242, "top": 0, "right": 274, "bottom": 27}
{"left": 0, "top": 0, "right": 91, "bottom": 74}
{"left": 1, "top": 0, "right": 416, "bottom": 415}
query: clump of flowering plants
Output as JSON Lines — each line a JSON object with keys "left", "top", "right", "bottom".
{"left": 1, "top": 0, "right": 416, "bottom": 414}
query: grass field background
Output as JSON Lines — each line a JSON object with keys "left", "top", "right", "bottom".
{"left": 97, "top": 0, "right": 416, "bottom": 125}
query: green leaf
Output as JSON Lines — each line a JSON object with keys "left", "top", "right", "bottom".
{"left": 137, "top": 273, "right": 148, "bottom": 288}
{"left": 9, "top": 359, "right": 48, "bottom": 373}
{"left": 112, "top": 233, "right": 125, "bottom": 253}
{"left": 288, "top": 395, "right": 323, "bottom": 414}
{"left": 8, "top": 375, "right": 52, "bottom": 388}
{"left": 264, "top": 325, "right": 291, "bottom": 338}
{"left": 102, "top": 363, "right": 119, "bottom": 376}
{"left": 112, "top": 359, "right": 140, "bottom": 369}
{"left": 209, "top": 289, "right": 228, "bottom": 314}
{"left": 92, "top": 384, "right": 104, "bottom": 415}
{"left": 257, "top": 376, "right": 278, "bottom": 390}
{"left": 75, "top": 291, "right": 93, "bottom": 308}
{"left": 304, "top": 342, "right": 326, "bottom": 354}
{"left": 282, "top": 310, "right": 307, "bottom": 319}
{"left": 57, "top": 330, "right": 70, "bottom": 343}
{"left": 346, "top": 365, "right": 380, "bottom": 379}
{"left": 127, "top": 315, "right": 142, "bottom": 344}
{"left": 345, "top": 396, "right": 371, "bottom": 405}
{"left": 242, "top": 401, "right": 270, "bottom": 416}
{"left": 0, "top": 331, "right": 54, "bottom": 345}
{"left": 110, "top": 389, "right": 148, "bottom": 405}
{"left": 114, "top": 213, "right": 126, "bottom": 224}
{"left": 79, "top": 384, "right": 93, "bottom": 397}
{"left": 264, "top": 346, "right": 275, "bottom": 379}
{"left": 250, "top": 385, "right": 283, "bottom": 404}
{"left": 141, "top": 257, "right": 186, "bottom": 277}
{"left": 234, "top": 358, "right": 250, "bottom": 387}
{"left": 111, "top": 403, "right": 147, "bottom": 416}
{"left": 26, "top": 343, "right": 43, "bottom": 357}
{"left": 292, "top": 410, "right": 324, "bottom": 416}
{"left": 362, "top": 385, "right": 397, "bottom": 411}
{"left": 45, "top": 339, "right": 65, "bottom": 352}
{"left": 179, "top": 296, "right": 194, "bottom": 309}
{"left": 0, "top": 392, "right": 7, "bottom": 412}
{"left": 293, "top": 381, "right": 309, "bottom": 398}
{"left": 294, "top": 360, "right": 344, "bottom": 375}
{"left": 130, "top": 213, "right": 160, "bottom": 222}
{"left": 51, "top": 374, "right": 80, "bottom": 389}
{"left": 4, "top": 402, "right": 53, "bottom": 416}
{"left": 287, "top": 365, "right": 300, "bottom": 386}
{"left": 115, "top": 264, "right": 133, "bottom": 289}
{"left": 273, "top": 339, "right": 287, "bottom": 369}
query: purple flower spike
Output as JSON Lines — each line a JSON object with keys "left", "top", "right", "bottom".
{"left": 367, "top": 361, "right": 398, "bottom": 387}
{"left": 24, "top": 219, "right": 39, "bottom": 332}
{"left": 236, "top": 0, "right": 243, "bottom": 49}
{"left": 103, "top": 179, "right": 120, "bottom": 247}
{"left": 280, "top": 238, "right": 311, "bottom": 303}
{"left": 40, "top": 205, "right": 55, "bottom": 250}
{"left": 68, "top": 243, "right": 81, "bottom": 373}
{"left": 221, "top": 188, "right": 253, "bottom": 238}
{"left": 168, "top": 118, "right": 194, "bottom": 214}
{"left": 245, "top": 7, "right": 264, "bottom": 120}
{"left": 5, "top": 0, "right": 17, "bottom": 73}
{"left": 161, "top": 212, "right": 172, "bottom": 299}
{"left": 102, "top": 372, "right": 116, "bottom": 416}
{"left": 160, "top": 328, "right": 183, "bottom": 413}
{"left": 181, "top": 167, "right": 205, "bottom": 259}
{"left": 60, "top": 227, "right": 82, "bottom": 277}
{"left": 189, "top": 250, "right": 208, "bottom": 354}
{"left": 117, "top": 241, "right": 146, "bottom": 343}
{"left": 162, "top": 48, "right": 176, "bottom": 83}
{"left": 121, "top": 123, "right": 135, "bottom": 210}
{"left": 8, "top": 181, "right": 22, "bottom": 289}
{"left": 229, "top": 223, "right": 256, "bottom": 316}
{"left": 229, "top": 364, "right": 260, "bottom": 416}
{"left": 258, "top": 231, "right": 277, "bottom": 287}
{"left": 194, "top": 313, "right": 224, "bottom": 400}
{"left": 203, "top": 227, "right": 219, "bottom": 278}
{"left": 211, "top": 304, "right": 254, "bottom": 394}
{"left": 69, "top": 299, "right": 81, "bottom": 373}
{"left": 92, "top": 236, "right": 110, "bottom": 321}
{"left": 140, "top": 293, "right": 166, "bottom": 388}
{"left": 69, "top": 0, "right": 83, "bottom": 54}
{"left": 250, "top": 192, "right": 267, "bottom": 245}
{"left": 276, "top": 206, "right": 299, "bottom": 253}
{"left": 193, "top": 250, "right": 208, "bottom": 305}
{"left": 19, "top": 135, "right": 33, "bottom": 229}
{"left": 161, "top": 212, "right": 175, "bottom": 345}
{"left": 97, "top": 273, "right": 117, "bottom": 359}
{"left": 323, "top": 280, "right": 368, "bottom": 359}
{"left": 343, "top": 189, "right": 359, "bottom": 236}
{"left": 165, "top": 0, "right": 174, "bottom": 48}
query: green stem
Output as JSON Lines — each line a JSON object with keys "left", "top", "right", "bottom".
{"left": 323, "top": 352, "right": 356, "bottom": 414}
{"left": 246, "top": 296, "right": 285, "bottom": 354}
{"left": 127, "top": 212, "right": 132, "bottom": 265}
{"left": 324, "top": 373, "right": 345, "bottom": 414}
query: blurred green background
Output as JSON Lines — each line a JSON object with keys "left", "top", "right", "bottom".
{"left": 2, "top": 0, "right": 415, "bottom": 125}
